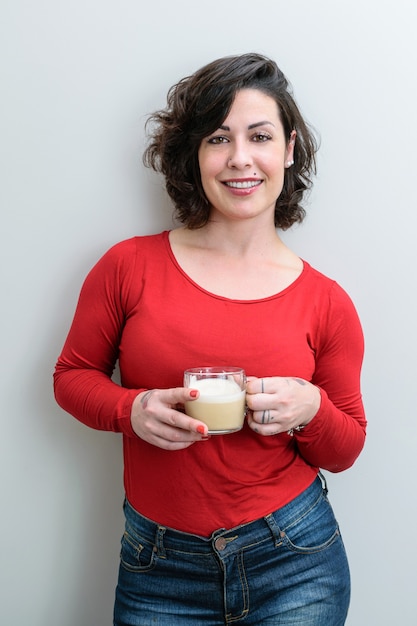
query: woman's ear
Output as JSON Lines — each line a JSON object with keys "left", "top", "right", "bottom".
{"left": 285, "top": 130, "right": 297, "bottom": 168}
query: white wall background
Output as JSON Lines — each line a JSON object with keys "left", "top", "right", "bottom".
{"left": 1, "top": 1, "right": 416, "bottom": 624}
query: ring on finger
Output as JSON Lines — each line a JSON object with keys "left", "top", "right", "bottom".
{"left": 261, "top": 409, "right": 271, "bottom": 424}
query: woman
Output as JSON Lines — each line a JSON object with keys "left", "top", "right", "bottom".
{"left": 54, "top": 52, "right": 366, "bottom": 625}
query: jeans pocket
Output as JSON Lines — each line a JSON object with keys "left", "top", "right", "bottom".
{"left": 120, "top": 529, "right": 157, "bottom": 573}
{"left": 281, "top": 491, "right": 341, "bottom": 554}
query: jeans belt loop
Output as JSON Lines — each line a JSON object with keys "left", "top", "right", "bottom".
{"left": 263, "top": 513, "right": 285, "bottom": 548}
{"left": 155, "top": 525, "right": 167, "bottom": 558}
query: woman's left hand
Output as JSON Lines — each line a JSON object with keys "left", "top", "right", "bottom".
{"left": 245, "top": 376, "right": 321, "bottom": 436}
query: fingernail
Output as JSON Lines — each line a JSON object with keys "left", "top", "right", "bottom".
{"left": 190, "top": 389, "right": 198, "bottom": 398}
{"left": 196, "top": 425, "right": 205, "bottom": 434}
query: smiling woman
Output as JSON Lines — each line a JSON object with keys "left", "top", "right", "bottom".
{"left": 54, "top": 52, "right": 366, "bottom": 625}
{"left": 143, "top": 52, "right": 317, "bottom": 230}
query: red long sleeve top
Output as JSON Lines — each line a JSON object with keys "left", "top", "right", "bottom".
{"left": 54, "top": 231, "right": 366, "bottom": 535}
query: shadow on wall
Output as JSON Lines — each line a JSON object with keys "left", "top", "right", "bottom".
{"left": 28, "top": 300, "right": 125, "bottom": 625}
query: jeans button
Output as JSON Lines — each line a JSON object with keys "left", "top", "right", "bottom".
{"left": 214, "top": 537, "right": 227, "bottom": 551}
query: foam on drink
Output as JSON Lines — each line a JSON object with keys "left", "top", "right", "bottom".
{"left": 189, "top": 376, "right": 242, "bottom": 399}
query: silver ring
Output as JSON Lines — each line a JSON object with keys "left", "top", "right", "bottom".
{"left": 261, "top": 409, "right": 271, "bottom": 424}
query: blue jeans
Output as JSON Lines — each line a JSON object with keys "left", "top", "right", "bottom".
{"left": 114, "top": 475, "right": 350, "bottom": 625}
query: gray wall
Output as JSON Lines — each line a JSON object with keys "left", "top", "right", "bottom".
{"left": 2, "top": 1, "right": 416, "bottom": 624}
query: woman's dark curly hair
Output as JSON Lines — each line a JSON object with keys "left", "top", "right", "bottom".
{"left": 143, "top": 52, "right": 318, "bottom": 229}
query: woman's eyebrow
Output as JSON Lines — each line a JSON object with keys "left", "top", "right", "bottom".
{"left": 219, "top": 121, "right": 275, "bottom": 131}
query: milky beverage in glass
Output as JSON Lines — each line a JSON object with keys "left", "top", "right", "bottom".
{"left": 184, "top": 367, "right": 246, "bottom": 434}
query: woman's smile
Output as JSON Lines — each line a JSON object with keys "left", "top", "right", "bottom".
{"left": 222, "top": 178, "right": 263, "bottom": 193}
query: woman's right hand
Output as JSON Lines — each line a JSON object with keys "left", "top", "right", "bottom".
{"left": 130, "top": 387, "right": 209, "bottom": 450}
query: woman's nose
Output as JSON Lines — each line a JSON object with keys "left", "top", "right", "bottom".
{"left": 227, "top": 142, "right": 253, "bottom": 169}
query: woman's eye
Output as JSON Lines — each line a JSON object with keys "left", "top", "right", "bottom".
{"left": 207, "top": 135, "right": 229, "bottom": 144}
{"left": 206, "top": 132, "right": 271, "bottom": 144}
{"left": 253, "top": 132, "right": 271, "bottom": 142}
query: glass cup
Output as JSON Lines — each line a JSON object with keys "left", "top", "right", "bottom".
{"left": 184, "top": 367, "right": 247, "bottom": 434}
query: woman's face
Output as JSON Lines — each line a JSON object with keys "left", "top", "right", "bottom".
{"left": 198, "top": 88, "right": 295, "bottom": 225}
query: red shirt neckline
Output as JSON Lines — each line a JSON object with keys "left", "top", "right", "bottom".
{"left": 162, "top": 230, "right": 309, "bottom": 304}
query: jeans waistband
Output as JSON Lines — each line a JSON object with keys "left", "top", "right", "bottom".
{"left": 123, "top": 473, "right": 327, "bottom": 558}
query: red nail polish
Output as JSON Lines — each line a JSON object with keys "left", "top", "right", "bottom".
{"left": 196, "top": 425, "right": 206, "bottom": 435}
{"left": 190, "top": 389, "right": 198, "bottom": 398}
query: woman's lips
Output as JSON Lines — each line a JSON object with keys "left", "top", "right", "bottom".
{"left": 222, "top": 179, "right": 263, "bottom": 195}
{"left": 223, "top": 180, "right": 262, "bottom": 189}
